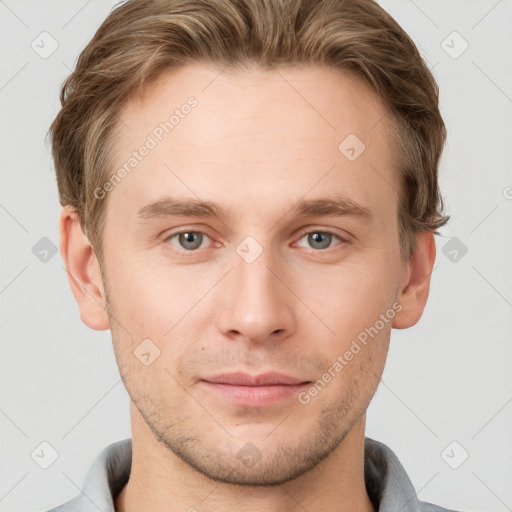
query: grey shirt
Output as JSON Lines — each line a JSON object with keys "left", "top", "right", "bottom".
{"left": 46, "top": 437, "right": 462, "bottom": 511}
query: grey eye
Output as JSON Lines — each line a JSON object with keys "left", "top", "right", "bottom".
{"left": 169, "top": 231, "right": 206, "bottom": 250}
{"left": 297, "top": 231, "right": 340, "bottom": 250}
{"left": 309, "top": 232, "right": 332, "bottom": 249}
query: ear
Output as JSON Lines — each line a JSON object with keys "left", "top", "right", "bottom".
{"left": 59, "top": 206, "right": 110, "bottom": 331}
{"left": 392, "top": 231, "right": 436, "bottom": 329}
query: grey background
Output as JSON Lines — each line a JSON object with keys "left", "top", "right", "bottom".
{"left": 1, "top": 1, "right": 511, "bottom": 511}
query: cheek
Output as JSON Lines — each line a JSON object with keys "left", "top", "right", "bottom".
{"left": 298, "top": 324, "right": 390, "bottom": 418}
{"left": 106, "top": 254, "right": 209, "bottom": 338}
{"left": 106, "top": 262, "right": 215, "bottom": 377}
{"left": 298, "top": 257, "right": 399, "bottom": 339}
{"left": 334, "top": 317, "right": 391, "bottom": 399}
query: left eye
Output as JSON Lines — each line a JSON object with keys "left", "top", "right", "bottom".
{"left": 296, "top": 231, "right": 344, "bottom": 250}
{"left": 166, "top": 231, "right": 211, "bottom": 251}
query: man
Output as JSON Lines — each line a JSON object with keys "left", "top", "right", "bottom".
{"left": 48, "top": 0, "right": 461, "bottom": 510}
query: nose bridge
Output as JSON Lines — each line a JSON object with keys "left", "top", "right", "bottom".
{"left": 216, "top": 237, "right": 295, "bottom": 343}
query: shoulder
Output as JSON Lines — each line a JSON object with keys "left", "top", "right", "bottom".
{"left": 418, "top": 500, "right": 467, "bottom": 512}
{"left": 44, "top": 495, "right": 82, "bottom": 512}
{"left": 364, "top": 437, "right": 468, "bottom": 512}
{"left": 43, "top": 438, "right": 132, "bottom": 512}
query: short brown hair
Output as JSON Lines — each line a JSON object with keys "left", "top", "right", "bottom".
{"left": 49, "top": 0, "right": 449, "bottom": 264}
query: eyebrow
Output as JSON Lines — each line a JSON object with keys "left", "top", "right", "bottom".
{"left": 136, "top": 194, "right": 373, "bottom": 222}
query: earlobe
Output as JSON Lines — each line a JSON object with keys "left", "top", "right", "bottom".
{"left": 392, "top": 231, "right": 436, "bottom": 330}
{"left": 59, "top": 206, "right": 110, "bottom": 331}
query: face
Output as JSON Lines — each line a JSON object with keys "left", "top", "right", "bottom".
{"left": 98, "top": 62, "right": 407, "bottom": 485}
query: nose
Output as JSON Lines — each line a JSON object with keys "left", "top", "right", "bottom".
{"left": 215, "top": 244, "right": 296, "bottom": 345}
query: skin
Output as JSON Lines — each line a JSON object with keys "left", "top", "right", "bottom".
{"left": 59, "top": 62, "right": 436, "bottom": 512}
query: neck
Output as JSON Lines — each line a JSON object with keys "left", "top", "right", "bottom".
{"left": 116, "top": 403, "right": 375, "bottom": 512}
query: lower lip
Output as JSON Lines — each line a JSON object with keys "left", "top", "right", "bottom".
{"left": 200, "top": 381, "right": 310, "bottom": 407}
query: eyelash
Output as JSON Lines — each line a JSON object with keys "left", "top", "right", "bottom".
{"left": 163, "top": 228, "right": 349, "bottom": 254}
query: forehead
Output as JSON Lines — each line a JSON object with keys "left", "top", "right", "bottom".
{"left": 107, "top": 62, "right": 399, "bottom": 223}
{"left": 120, "top": 61, "right": 392, "bottom": 144}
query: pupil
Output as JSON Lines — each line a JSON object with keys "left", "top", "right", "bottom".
{"left": 180, "top": 232, "right": 201, "bottom": 249}
{"left": 310, "top": 232, "right": 330, "bottom": 249}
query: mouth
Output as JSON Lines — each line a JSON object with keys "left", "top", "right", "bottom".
{"left": 199, "top": 372, "right": 312, "bottom": 407}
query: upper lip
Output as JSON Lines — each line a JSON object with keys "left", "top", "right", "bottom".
{"left": 201, "top": 372, "right": 309, "bottom": 386}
